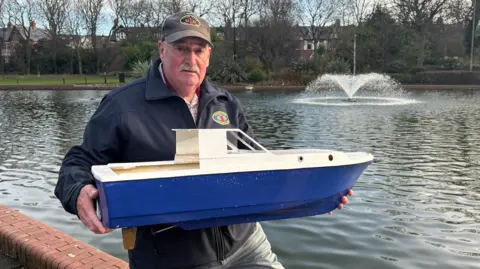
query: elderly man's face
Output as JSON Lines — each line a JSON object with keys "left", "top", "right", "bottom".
{"left": 159, "top": 37, "right": 211, "bottom": 90}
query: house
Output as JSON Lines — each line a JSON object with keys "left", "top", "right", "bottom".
{"left": 110, "top": 24, "right": 162, "bottom": 43}
{"left": 295, "top": 19, "right": 342, "bottom": 60}
{"left": 0, "top": 21, "right": 48, "bottom": 63}
{"left": 212, "top": 20, "right": 342, "bottom": 61}
{"left": 65, "top": 35, "right": 120, "bottom": 50}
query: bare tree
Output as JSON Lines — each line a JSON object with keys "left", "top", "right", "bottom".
{"left": 260, "top": 0, "right": 296, "bottom": 22}
{"left": 236, "top": 0, "right": 260, "bottom": 57}
{"left": 217, "top": 0, "right": 243, "bottom": 59}
{"left": 108, "top": 0, "right": 219, "bottom": 44}
{"left": 333, "top": 0, "right": 373, "bottom": 26}
{"left": 65, "top": 3, "right": 85, "bottom": 74}
{"left": 110, "top": 0, "right": 164, "bottom": 35}
{"left": 109, "top": 0, "right": 130, "bottom": 27}
{"left": 250, "top": 0, "right": 298, "bottom": 75}
{"left": 392, "top": 0, "right": 450, "bottom": 67}
{"left": 149, "top": 0, "right": 167, "bottom": 27}
{"left": 239, "top": 0, "right": 259, "bottom": 27}
{"left": 296, "top": 0, "right": 336, "bottom": 51}
{"left": 164, "top": 0, "right": 185, "bottom": 13}
{"left": 39, "top": 0, "right": 70, "bottom": 74}
{"left": 10, "top": 0, "right": 39, "bottom": 75}
{"left": 124, "top": 0, "right": 170, "bottom": 45}
{"left": 350, "top": 0, "right": 374, "bottom": 25}
{"left": 444, "top": 0, "right": 470, "bottom": 23}
{"left": 334, "top": 0, "right": 351, "bottom": 26}
{"left": 0, "top": 0, "right": 10, "bottom": 74}
{"left": 78, "top": 0, "right": 104, "bottom": 73}
{"left": 185, "top": 0, "right": 216, "bottom": 16}
{"left": 153, "top": 0, "right": 218, "bottom": 20}
{"left": 129, "top": 0, "right": 156, "bottom": 26}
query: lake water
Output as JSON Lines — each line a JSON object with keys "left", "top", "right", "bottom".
{"left": 0, "top": 87, "right": 479, "bottom": 269}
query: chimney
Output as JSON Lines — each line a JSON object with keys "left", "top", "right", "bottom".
{"left": 30, "top": 20, "right": 36, "bottom": 31}
{"left": 335, "top": 19, "right": 341, "bottom": 28}
{"left": 7, "top": 22, "right": 13, "bottom": 28}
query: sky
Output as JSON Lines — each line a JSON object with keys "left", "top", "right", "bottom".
{"left": 5, "top": 0, "right": 444, "bottom": 37}
{"left": 5, "top": 0, "right": 369, "bottom": 36}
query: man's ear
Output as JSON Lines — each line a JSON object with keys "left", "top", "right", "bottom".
{"left": 158, "top": 40, "right": 165, "bottom": 60}
{"left": 206, "top": 46, "right": 212, "bottom": 67}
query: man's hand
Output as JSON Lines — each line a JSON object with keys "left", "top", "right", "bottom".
{"left": 328, "top": 189, "right": 354, "bottom": 215}
{"left": 77, "top": 184, "right": 114, "bottom": 234}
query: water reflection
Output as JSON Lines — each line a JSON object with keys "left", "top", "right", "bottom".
{"left": 0, "top": 89, "right": 480, "bottom": 269}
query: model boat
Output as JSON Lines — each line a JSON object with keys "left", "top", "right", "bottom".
{"left": 92, "top": 128, "right": 374, "bottom": 232}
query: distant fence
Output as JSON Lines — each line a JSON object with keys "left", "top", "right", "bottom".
{"left": 0, "top": 204, "right": 128, "bottom": 269}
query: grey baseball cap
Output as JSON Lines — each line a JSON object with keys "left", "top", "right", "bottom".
{"left": 161, "top": 11, "right": 213, "bottom": 47}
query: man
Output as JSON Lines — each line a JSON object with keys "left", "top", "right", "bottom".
{"left": 54, "top": 11, "right": 353, "bottom": 269}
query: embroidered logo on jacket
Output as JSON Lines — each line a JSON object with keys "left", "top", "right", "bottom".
{"left": 212, "top": 111, "right": 230, "bottom": 125}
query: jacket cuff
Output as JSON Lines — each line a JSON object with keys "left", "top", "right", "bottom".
{"left": 69, "top": 183, "right": 87, "bottom": 216}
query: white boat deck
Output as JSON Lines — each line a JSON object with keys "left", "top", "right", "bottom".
{"left": 92, "top": 128, "right": 374, "bottom": 182}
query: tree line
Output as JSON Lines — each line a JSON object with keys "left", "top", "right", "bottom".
{"left": 0, "top": 0, "right": 478, "bottom": 84}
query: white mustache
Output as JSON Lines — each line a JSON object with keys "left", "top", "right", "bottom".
{"left": 180, "top": 64, "right": 200, "bottom": 74}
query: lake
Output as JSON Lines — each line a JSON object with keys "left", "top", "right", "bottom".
{"left": 0, "top": 87, "right": 479, "bottom": 269}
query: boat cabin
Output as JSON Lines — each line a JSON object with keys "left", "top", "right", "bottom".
{"left": 173, "top": 128, "right": 270, "bottom": 164}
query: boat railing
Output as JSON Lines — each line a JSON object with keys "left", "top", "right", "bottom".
{"left": 173, "top": 128, "right": 271, "bottom": 161}
{"left": 226, "top": 129, "right": 270, "bottom": 154}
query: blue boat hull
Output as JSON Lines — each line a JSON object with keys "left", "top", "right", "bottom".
{"left": 172, "top": 191, "right": 349, "bottom": 230}
{"left": 96, "top": 161, "right": 372, "bottom": 229}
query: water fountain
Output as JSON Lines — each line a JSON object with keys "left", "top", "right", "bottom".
{"left": 293, "top": 72, "right": 421, "bottom": 106}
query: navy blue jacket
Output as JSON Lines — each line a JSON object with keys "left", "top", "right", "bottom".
{"left": 54, "top": 59, "right": 257, "bottom": 269}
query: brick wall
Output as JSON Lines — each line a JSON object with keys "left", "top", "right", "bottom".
{"left": 0, "top": 204, "right": 129, "bottom": 269}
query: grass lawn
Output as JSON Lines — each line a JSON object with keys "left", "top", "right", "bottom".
{"left": 0, "top": 75, "right": 134, "bottom": 85}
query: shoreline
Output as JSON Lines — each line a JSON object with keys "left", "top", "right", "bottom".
{"left": 0, "top": 204, "right": 128, "bottom": 269}
{"left": 0, "top": 84, "right": 479, "bottom": 92}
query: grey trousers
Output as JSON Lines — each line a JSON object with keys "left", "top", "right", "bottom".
{"left": 213, "top": 222, "right": 285, "bottom": 269}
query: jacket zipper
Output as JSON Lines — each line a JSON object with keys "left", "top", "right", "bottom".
{"left": 194, "top": 96, "right": 226, "bottom": 262}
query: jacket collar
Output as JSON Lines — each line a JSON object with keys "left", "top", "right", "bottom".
{"left": 145, "top": 58, "right": 226, "bottom": 101}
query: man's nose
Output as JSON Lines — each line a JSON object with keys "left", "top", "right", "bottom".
{"left": 184, "top": 49, "right": 196, "bottom": 63}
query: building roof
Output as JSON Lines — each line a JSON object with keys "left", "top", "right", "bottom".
{"left": 0, "top": 23, "right": 48, "bottom": 42}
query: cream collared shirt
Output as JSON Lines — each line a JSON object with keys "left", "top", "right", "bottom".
{"left": 158, "top": 63, "right": 199, "bottom": 123}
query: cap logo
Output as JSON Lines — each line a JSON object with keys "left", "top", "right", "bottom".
{"left": 212, "top": 111, "right": 230, "bottom": 125}
{"left": 180, "top": 15, "right": 200, "bottom": 27}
